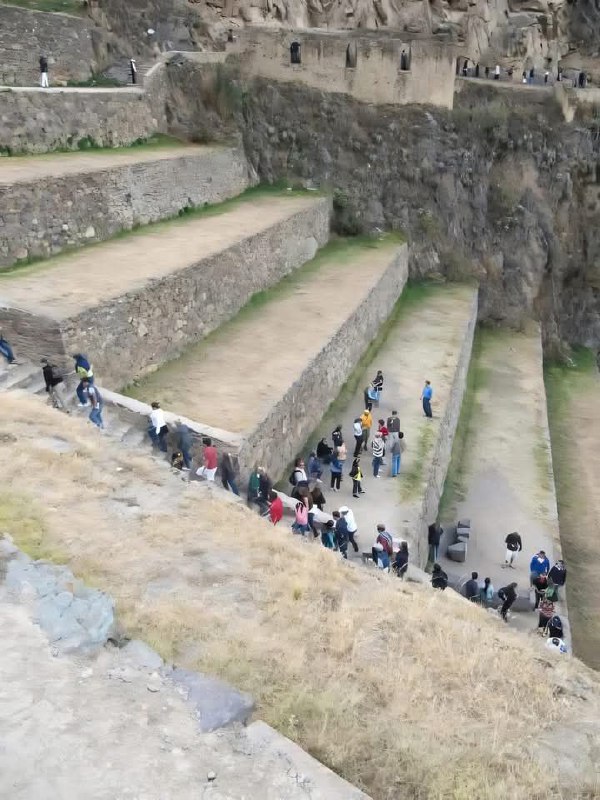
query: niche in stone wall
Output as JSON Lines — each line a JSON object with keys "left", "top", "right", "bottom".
{"left": 346, "top": 42, "right": 357, "bottom": 68}
{"left": 290, "top": 41, "right": 301, "bottom": 64}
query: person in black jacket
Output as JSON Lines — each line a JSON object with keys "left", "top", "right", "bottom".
{"left": 548, "top": 560, "right": 567, "bottom": 598}
{"left": 331, "top": 425, "right": 344, "bottom": 449}
{"left": 428, "top": 523, "right": 443, "bottom": 562}
{"left": 394, "top": 541, "right": 409, "bottom": 579}
{"left": 498, "top": 582, "right": 518, "bottom": 621}
{"left": 39, "top": 55, "right": 49, "bottom": 88}
{"left": 431, "top": 563, "right": 448, "bottom": 590}
{"left": 41, "top": 358, "right": 66, "bottom": 409}
{"left": 503, "top": 531, "right": 522, "bottom": 568}
{"left": 464, "top": 571, "right": 480, "bottom": 602}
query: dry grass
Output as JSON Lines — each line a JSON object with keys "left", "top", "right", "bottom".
{"left": 0, "top": 393, "right": 598, "bottom": 799}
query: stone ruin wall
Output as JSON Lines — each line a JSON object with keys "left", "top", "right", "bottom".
{"left": 237, "top": 244, "right": 409, "bottom": 481}
{"left": 231, "top": 28, "right": 458, "bottom": 109}
{"left": 0, "top": 5, "right": 97, "bottom": 86}
{"left": 0, "top": 146, "right": 251, "bottom": 267}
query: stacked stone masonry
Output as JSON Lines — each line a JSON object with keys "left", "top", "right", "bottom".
{"left": 0, "top": 5, "right": 95, "bottom": 86}
{"left": 0, "top": 196, "right": 332, "bottom": 387}
{"left": 0, "top": 88, "right": 158, "bottom": 154}
{"left": 0, "top": 146, "right": 252, "bottom": 267}
{"left": 237, "top": 244, "right": 409, "bottom": 480}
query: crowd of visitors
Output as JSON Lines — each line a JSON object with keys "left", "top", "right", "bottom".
{"left": 457, "top": 58, "right": 590, "bottom": 89}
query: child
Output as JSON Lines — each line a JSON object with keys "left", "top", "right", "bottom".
{"left": 349, "top": 457, "right": 364, "bottom": 498}
{"left": 171, "top": 451, "right": 185, "bottom": 470}
{"left": 291, "top": 500, "right": 310, "bottom": 535}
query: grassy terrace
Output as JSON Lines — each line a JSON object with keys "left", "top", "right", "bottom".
{"left": 0, "top": 133, "right": 184, "bottom": 159}
{"left": 2, "top": 0, "right": 83, "bottom": 12}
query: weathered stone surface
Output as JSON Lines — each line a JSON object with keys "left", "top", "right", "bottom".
{"left": 447, "top": 541, "right": 467, "bottom": 562}
{"left": 0, "top": 88, "right": 157, "bottom": 154}
{"left": 0, "top": 145, "right": 251, "bottom": 267}
{"left": 170, "top": 667, "right": 255, "bottom": 732}
{"left": 4, "top": 551, "right": 114, "bottom": 652}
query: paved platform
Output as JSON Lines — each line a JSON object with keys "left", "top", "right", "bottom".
{"left": 0, "top": 193, "right": 326, "bottom": 318}
{"left": 128, "top": 236, "right": 408, "bottom": 478}
{"left": 308, "top": 283, "right": 478, "bottom": 567}
{"left": 439, "top": 327, "right": 566, "bottom": 637}
{"left": 0, "top": 142, "right": 211, "bottom": 184}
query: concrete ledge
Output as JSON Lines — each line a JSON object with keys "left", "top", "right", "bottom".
{"left": 0, "top": 146, "right": 252, "bottom": 267}
{"left": 244, "top": 720, "right": 372, "bottom": 799}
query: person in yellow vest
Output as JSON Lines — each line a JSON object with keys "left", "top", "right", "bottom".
{"left": 360, "top": 408, "right": 372, "bottom": 452}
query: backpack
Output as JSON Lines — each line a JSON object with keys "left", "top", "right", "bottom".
{"left": 289, "top": 470, "right": 297, "bottom": 487}
{"left": 498, "top": 588, "right": 507, "bottom": 602}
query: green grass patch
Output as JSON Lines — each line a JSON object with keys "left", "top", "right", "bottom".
{"left": 0, "top": 132, "right": 184, "bottom": 159}
{"left": 124, "top": 232, "right": 405, "bottom": 404}
{"left": 0, "top": 491, "right": 65, "bottom": 562}
{"left": 438, "top": 328, "right": 488, "bottom": 520}
{"left": 0, "top": 181, "right": 314, "bottom": 277}
{"left": 400, "top": 422, "right": 436, "bottom": 501}
{"left": 67, "top": 74, "right": 123, "bottom": 89}
{"left": 3, "top": 0, "right": 83, "bottom": 11}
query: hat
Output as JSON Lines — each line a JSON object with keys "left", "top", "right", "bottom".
{"left": 339, "top": 506, "right": 349, "bottom": 514}
{"left": 151, "top": 401, "right": 160, "bottom": 409}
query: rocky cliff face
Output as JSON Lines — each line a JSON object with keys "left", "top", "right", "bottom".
{"left": 207, "top": 74, "right": 599, "bottom": 351}
{"left": 93, "top": 0, "right": 588, "bottom": 74}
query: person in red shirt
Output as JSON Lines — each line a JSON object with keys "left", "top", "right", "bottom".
{"left": 197, "top": 437, "right": 218, "bottom": 481}
{"left": 268, "top": 490, "right": 283, "bottom": 525}
{"left": 377, "top": 419, "right": 389, "bottom": 465}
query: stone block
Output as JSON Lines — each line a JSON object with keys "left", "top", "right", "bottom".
{"left": 447, "top": 541, "right": 467, "bottom": 562}
{"left": 457, "top": 518, "right": 471, "bottom": 528}
{"left": 169, "top": 667, "right": 255, "bottom": 732}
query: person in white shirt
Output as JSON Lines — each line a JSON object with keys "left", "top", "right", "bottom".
{"left": 149, "top": 401, "right": 169, "bottom": 452}
{"left": 339, "top": 506, "right": 359, "bottom": 553}
{"left": 353, "top": 418, "right": 363, "bottom": 458}
{"left": 494, "top": 64, "right": 500, "bottom": 80}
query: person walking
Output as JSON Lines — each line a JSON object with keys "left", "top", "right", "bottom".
{"left": 129, "top": 57, "right": 137, "bottom": 85}
{"left": 73, "top": 353, "right": 94, "bottom": 407}
{"left": 421, "top": 380, "right": 433, "bottom": 418}
{"left": 220, "top": 451, "right": 239, "bottom": 495}
{"left": 247, "top": 465, "right": 261, "bottom": 509}
{"left": 428, "top": 522, "right": 443, "bottom": 562}
{"left": 353, "top": 417, "right": 363, "bottom": 458}
{"left": 464, "top": 571, "right": 480, "bottom": 602}
{"left": 197, "top": 437, "right": 218, "bottom": 481}
{"left": 360, "top": 408, "right": 372, "bottom": 451}
{"left": 503, "top": 531, "right": 522, "bottom": 568}
{"left": 321, "top": 519, "right": 335, "bottom": 549}
{"left": 149, "top": 401, "right": 169, "bottom": 452}
{"left": 390, "top": 431, "right": 406, "bottom": 477}
{"left": 336, "top": 440, "right": 347, "bottom": 468}
{"left": 494, "top": 64, "right": 500, "bottom": 80}
{"left": 82, "top": 379, "right": 103, "bottom": 429}
{"left": 480, "top": 577, "right": 495, "bottom": 607}
{"left": 371, "top": 431, "right": 384, "bottom": 478}
{"left": 41, "top": 358, "right": 67, "bottom": 410}
{"left": 329, "top": 453, "right": 343, "bottom": 492}
{"left": 267, "top": 490, "right": 283, "bottom": 525}
{"left": 394, "top": 541, "right": 409, "bottom": 579}
{"left": 39, "top": 55, "right": 49, "bottom": 88}
{"left": 529, "top": 550, "right": 550, "bottom": 584}
{"left": 174, "top": 421, "right": 193, "bottom": 469}
{"left": 332, "top": 510, "right": 349, "bottom": 558}
{"left": 548, "top": 559, "right": 567, "bottom": 599}
{"left": 339, "top": 505, "right": 359, "bottom": 553}
{"left": 498, "top": 582, "right": 518, "bottom": 622}
{"left": 349, "top": 456, "right": 364, "bottom": 498}
{"left": 0, "top": 331, "right": 16, "bottom": 365}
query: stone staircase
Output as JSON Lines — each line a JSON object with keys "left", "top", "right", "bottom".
{"left": 102, "top": 57, "right": 159, "bottom": 87}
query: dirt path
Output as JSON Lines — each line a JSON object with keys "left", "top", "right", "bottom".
{"left": 0, "top": 143, "right": 208, "bottom": 184}
{"left": 0, "top": 194, "right": 323, "bottom": 318}
{"left": 309, "top": 283, "right": 477, "bottom": 561}
{"left": 129, "top": 239, "right": 403, "bottom": 433}
{"left": 440, "top": 327, "right": 563, "bottom": 636}
{"left": 545, "top": 357, "right": 600, "bottom": 669}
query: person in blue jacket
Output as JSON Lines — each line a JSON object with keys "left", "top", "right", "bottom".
{"left": 421, "top": 380, "right": 433, "bottom": 418}
{"left": 529, "top": 550, "right": 550, "bottom": 585}
{"left": 72, "top": 353, "right": 94, "bottom": 406}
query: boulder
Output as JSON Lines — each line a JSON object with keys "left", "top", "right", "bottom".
{"left": 447, "top": 541, "right": 467, "bottom": 562}
{"left": 169, "top": 667, "right": 254, "bottom": 732}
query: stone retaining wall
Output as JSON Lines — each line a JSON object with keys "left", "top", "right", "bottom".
{"left": 0, "top": 197, "right": 332, "bottom": 387}
{"left": 0, "top": 88, "right": 158, "bottom": 154}
{"left": 405, "top": 287, "right": 478, "bottom": 567}
{"left": 0, "top": 146, "right": 252, "bottom": 267}
{"left": 237, "top": 244, "right": 409, "bottom": 480}
{"left": 0, "top": 5, "right": 95, "bottom": 86}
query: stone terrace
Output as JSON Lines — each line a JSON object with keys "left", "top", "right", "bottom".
{"left": 310, "top": 283, "right": 478, "bottom": 568}
{"left": 0, "top": 143, "right": 251, "bottom": 266}
{"left": 0, "top": 192, "right": 331, "bottom": 386}
{"left": 128, "top": 236, "right": 408, "bottom": 479}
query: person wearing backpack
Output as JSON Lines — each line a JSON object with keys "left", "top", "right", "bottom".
{"left": 73, "top": 353, "right": 94, "bottom": 406}
{"left": 41, "top": 357, "right": 67, "bottom": 410}
{"left": 498, "top": 582, "right": 518, "bottom": 621}
{"left": 349, "top": 457, "right": 364, "bottom": 498}
{"left": 431, "top": 563, "right": 448, "bottom": 590}
{"left": 331, "top": 425, "right": 344, "bottom": 449}
{"left": 289, "top": 458, "right": 308, "bottom": 493}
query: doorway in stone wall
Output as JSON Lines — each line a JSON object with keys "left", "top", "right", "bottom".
{"left": 290, "top": 41, "right": 301, "bottom": 64}
{"left": 346, "top": 42, "right": 357, "bottom": 68}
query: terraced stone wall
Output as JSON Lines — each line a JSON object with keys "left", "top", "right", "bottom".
{"left": 0, "top": 146, "right": 252, "bottom": 267}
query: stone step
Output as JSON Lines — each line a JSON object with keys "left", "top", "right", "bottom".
{"left": 126, "top": 234, "right": 408, "bottom": 482}
{"left": 0, "top": 192, "right": 331, "bottom": 388}
{"left": 0, "top": 144, "right": 252, "bottom": 268}
{"left": 0, "top": 361, "right": 41, "bottom": 392}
